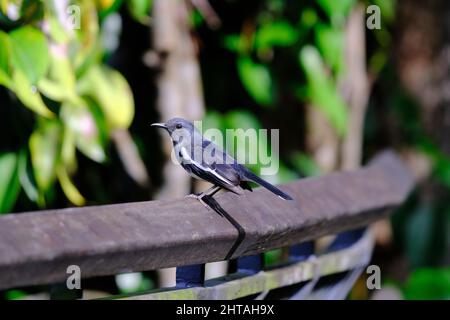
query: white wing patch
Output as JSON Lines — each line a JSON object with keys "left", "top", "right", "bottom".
{"left": 179, "top": 146, "right": 234, "bottom": 186}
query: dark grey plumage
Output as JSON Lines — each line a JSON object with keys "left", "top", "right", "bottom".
{"left": 151, "top": 117, "right": 293, "bottom": 204}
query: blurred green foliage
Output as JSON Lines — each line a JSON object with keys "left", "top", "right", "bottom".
{"left": 402, "top": 268, "right": 450, "bottom": 300}
{"left": 0, "top": 0, "right": 145, "bottom": 208}
{"left": 0, "top": 152, "right": 20, "bottom": 212}
{"left": 222, "top": 0, "right": 359, "bottom": 136}
{"left": 201, "top": 0, "right": 449, "bottom": 300}
{"left": 0, "top": 0, "right": 448, "bottom": 300}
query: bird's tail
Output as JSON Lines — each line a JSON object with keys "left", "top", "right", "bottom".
{"left": 242, "top": 169, "right": 293, "bottom": 200}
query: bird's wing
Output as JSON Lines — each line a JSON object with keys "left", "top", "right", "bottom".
{"left": 179, "top": 141, "right": 243, "bottom": 194}
{"left": 200, "top": 140, "right": 237, "bottom": 165}
{"left": 181, "top": 138, "right": 292, "bottom": 200}
{"left": 238, "top": 164, "right": 293, "bottom": 200}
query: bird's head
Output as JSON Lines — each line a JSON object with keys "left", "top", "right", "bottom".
{"left": 151, "top": 117, "right": 197, "bottom": 144}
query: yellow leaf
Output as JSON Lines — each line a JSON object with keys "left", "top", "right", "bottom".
{"left": 78, "top": 65, "right": 134, "bottom": 129}
{"left": 29, "top": 122, "right": 59, "bottom": 192}
{"left": 57, "top": 166, "right": 85, "bottom": 206}
{"left": 13, "top": 70, "right": 54, "bottom": 118}
{"left": 97, "top": 0, "right": 115, "bottom": 10}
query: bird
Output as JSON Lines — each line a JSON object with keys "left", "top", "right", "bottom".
{"left": 151, "top": 117, "right": 293, "bottom": 208}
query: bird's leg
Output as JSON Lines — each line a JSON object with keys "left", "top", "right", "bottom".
{"left": 207, "top": 186, "right": 221, "bottom": 197}
{"left": 185, "top": 185, "right": 221, "bottom": 209}
{"left": 185, "top": 185, "right": 220, "bottom": 198}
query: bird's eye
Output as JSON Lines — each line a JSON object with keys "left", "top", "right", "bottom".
{"left": 176, "top": 124, "right": 182, "bottom": 129}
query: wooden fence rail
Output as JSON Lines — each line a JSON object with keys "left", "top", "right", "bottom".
{"left": 0, "top": 150, "right": 414, "bottom": 291}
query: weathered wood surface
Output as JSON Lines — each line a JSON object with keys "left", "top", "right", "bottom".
{"left": 0, "top": 151, "right": 414, "bottom": 290}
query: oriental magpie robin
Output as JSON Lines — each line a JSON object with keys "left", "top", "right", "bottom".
{"left": 151, "top": 118, "right": 293, "bottom": 207}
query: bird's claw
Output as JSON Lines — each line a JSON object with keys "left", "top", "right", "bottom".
{"left": 185, "top": 193, "right": 200, "bottom": 199}
{"left": 185, "top": 193, "right": 211, "bottom": 210}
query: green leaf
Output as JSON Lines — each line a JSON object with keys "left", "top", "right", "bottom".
{"left": 299, "top": 45, "right": 348, "bottom": 136}
{"left": 264, "top": 249, "right": 283, "bottom": 266}
{"left": 317, "top": 0, "right": 356, "bottom": 24}
{"left": 404, "top": 204, "right": 435, "bottom": 268}
{"left": 0, "top": 30, "right": 11, "bottom": 87}
{"left": 12, "top": 69, "right": 54, "bottom": 118}
{"left": 201, "top": 111, "right": 225, "bottom": 140}
{"left": 9, "top": 26, "right": 50, "bottom": 84}
{"left": 29, "top": 122, "right": 60, "bottom": 194}
{"left": 255, "top": 20, "right": 298, "bottom": 49}
{"left": 38, "top": 78, "right": 69, "bottom": 102}
{"left": 38, "top": 54, "right": 78, "bottom": 103}
{"left": 18, "top": 0, "right": 44, "bottom": 23}
{"left": 224, "top": 110, "right": 265, "bottom": 170}
{"left": 418, "top": 139, "right": 450, "bottom": 188}
{"left": 224, "top": 34, "right": 239, "bottom": 51}
{"left": 97, "top": 0, "right": 122, "bottom": 17}
{"left": 127, "top": 0, "right": 152, "bottom": 24}
{"left": 47, "top": 15, "right": 70, "bottom": 44}
{"left": 18, "top": 151, "right": 39, "bottom": 203}
{"left": 403, "top": 268, "right": 450, "bottom": 300}
{"left": 315, "top": 24, "right": 345, "bottom": 74}
{"left": 290, "top": 152, "right": 322, "bottom": 177}
{"left": 0, "top": 152, "right": 20, "bottom": 213}
{"left": 300, "top": 8, "right": 318, "bottom": 28}
{"left": 272, "top": 163, "right": 298, "bottom": 184}
{"left": 189, "top": 9, "right": 204, "bottom": 28}
{"left": 237, "top": 56, "right": 273, "bottom": 106}
{"left": 372, "top": 0, "right": 396, "bottom": 23}
{"left": 74, "top": 0, "right": 100, "bottom": 73}
{"left": 369, "top": 49, "right": 388, "bottom": 74}
{"left": 61, "top": 126, "right": 77, "bottom": 172}
{"left": 57, "top": 165, "right": 85, "bottom": 206}
{"left": 5, "top": 290, "right": 27, "bottom": 300}
{"left": 49, "top": 55, "right": 76, "bottom": 91}
{"left": 0, "top": 67, "right": 10, "bottom": 87}
{"left": 225, "top": 110, "right": 262, "bottom": 130}
{"left": 61, "top": 103, "right": 106, "bottom": 163}
{"left": 78, "top": 65, "right": 134, "bottom": 129}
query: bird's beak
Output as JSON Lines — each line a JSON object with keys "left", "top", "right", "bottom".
{"left": 151, "top": 123, "right": 168, "bottom": 130}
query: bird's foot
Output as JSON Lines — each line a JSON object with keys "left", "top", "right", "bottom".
{"left": 185, "top": 193, "right": 200, "bottom": 198}
{"left": 185, "top": 193, "right": 211, "bottom": 210}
